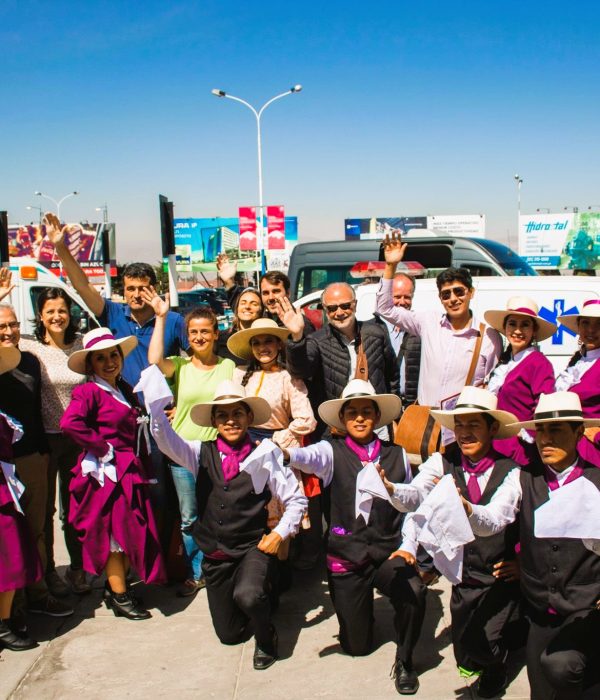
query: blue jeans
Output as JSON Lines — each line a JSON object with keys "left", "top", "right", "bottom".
{"left": 169, "top": 464, "right": 204, "bottom": 581}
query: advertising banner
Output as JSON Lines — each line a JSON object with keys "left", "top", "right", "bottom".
{"left": 8, "top": 221, "right": 116, "bottom": 279}
{"left": 345, "top": 215, "right": 485, "bottom": 240}
{"left": 238, "top": 206, "right": 257, "bottom": 251}
{"left": 267, "top": 205, "right": 285, "bottom": 250}
{"left": 428, "top": 214, "right": 486, "bottom": 238}
{"left": 518, "top": 212, "right": 600, "bottom": 270}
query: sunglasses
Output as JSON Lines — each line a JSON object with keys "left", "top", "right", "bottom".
{"left": 439, "top": 286, "right": 469, "bottom": 301}
{"left": 324, "top": 301, "right": 355, "bottom": 314}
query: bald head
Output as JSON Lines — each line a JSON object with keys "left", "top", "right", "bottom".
{"left": 392, "top": 274, "right": 415, "bottom": 310}
{"left": 321, "top": 282, "right": 357, "bottom": 339}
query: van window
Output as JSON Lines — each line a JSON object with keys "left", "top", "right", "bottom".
{"left": 29, "top": 286, "right": 94, "bottom": 333}
{"left": 475, "top": 240, "right": 536, "bottom": 276}
{"left": 463, "top": 264, "right": 500, "bottom": 277}
{"left": 296, "top": 267, "right": 356, "bottom": 298}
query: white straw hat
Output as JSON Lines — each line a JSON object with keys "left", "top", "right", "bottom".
{"left": 508, "top": 392, "right": 600, "bottom": 430}
{"left": 226, "top": 318, "right": 290, "bottom": 361}
{"left": 484, "top": 296, "right": 557, "bottom": 342}
{"left": 318, "top": 379, "right": 402, "bottom": 432}
{"left": 0, "top": 346, "right": 20, "bottom": 375}
{"left": 67, "top": 327, "right": 137, "bottom": 375}
{"left": 430, "top": 386, "right": 520, "bottom": 439}
{"left": 189, "top": 379, "right": 272, "bottom": 427}
{"left": 557, "top": 297, "right": 600, "bottom": 334}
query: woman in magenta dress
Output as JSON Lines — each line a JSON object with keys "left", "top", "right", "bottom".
{"left": 60, "top": 328, "right": 166, "bottom": 621}
{"left": 484, "top": 296, "right": 556, "bottom": 465}
{"left": 556, "top": 296, "right": 600, "bottom": 467}
{"left": 0, "top": 346, "right": 43, "bottom": 651}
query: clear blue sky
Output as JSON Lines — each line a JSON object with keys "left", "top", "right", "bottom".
{"left": 2, "top": 1, "right": 599, "bottom": 262}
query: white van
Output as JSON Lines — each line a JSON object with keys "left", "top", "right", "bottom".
{"left": 3, "top": 259, "right": 98, "bottom": 335}
{"left": 295, "top": 275, "right": 599, "bottom": 374}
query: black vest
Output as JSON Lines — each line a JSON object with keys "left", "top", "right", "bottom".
{"left": 327, "top": 440, "right": 408, "bottom": 565}
{"left": 519, "top": 459, "right": 600, "bottom": 617}
{"left": 442, "top": 451, "right": 520, "bottom": 586}
{"left": 192, "top": 441, "right": 271, "bottom": 558}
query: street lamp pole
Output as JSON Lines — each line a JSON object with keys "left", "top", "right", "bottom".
{"left": 211, "top": 85, "right": 302, "bottom": 280}
{"left": 25, "top": 205, "right": 43, "bottom": 224}
{"left": 95, "top": 203, "right": 111, "bottom": 299}
{"left": 513, "top": 174, "right": 523, "bottom": 250}
{"left": 34, "top": 190, "right": 79, "bottom": 220}
{"left": 95, "top": 203, "right": 109, "bottom": 224}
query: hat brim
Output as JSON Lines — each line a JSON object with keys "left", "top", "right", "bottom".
{"left": 0, "top": 346, "right": 20, "bottom": 375}
{"left": 318, "top": 393, "right": 402, "bottom": 433}
{"left": 190, "top": 395, "right": 272, "bottom": 428}
{"left": 557, "top": 310, "right": 600, "bottom": 334}
{"left": 227, "top": 326, "right": 290, "bottom": 361}
{"left": 483, "top": 310, "right": 557, "bottom": 342}
{"left": 429, "top": 407, "right": 521, "bottom": 439}
{"left": 67, "top": 336, "right": 138, "bottom": 374}
{"left": 508, "top": 416, "right": 600, "bottom": 430}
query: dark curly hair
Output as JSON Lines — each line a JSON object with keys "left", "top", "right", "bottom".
{"left": 34, "top": 288, "right": 79, "bottom": 345}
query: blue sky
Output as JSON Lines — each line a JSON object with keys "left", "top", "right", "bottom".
{"left": 2, "top": 1, "right": 599, "bottom": 262}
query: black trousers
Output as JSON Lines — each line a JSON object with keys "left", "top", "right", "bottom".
{"left": 451, "top": 579, "right": 521, "bottom": 671}
{"left": 202, "top": 547, "right": 277, "bottom": 648}
{"left": 526, "top": 608, "right": 600, "bottom": 700}
{"left": 328, "top": 557, "right": 426, "bottom": 662}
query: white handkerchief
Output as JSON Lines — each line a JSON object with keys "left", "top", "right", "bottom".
{"left": 240, "top": 439, "right": 286, "bottom": 494}
{"left": 81, "top": 452, "right": 118, "bottom": 486}
{"left": 412, "top": 474, "right": 475, "bottom": 584}
{"left": 535, "top": 477, "right": 600, "bottom": 539}
{"left": 134, "top": 365, "right": 174, "bottom": 414}
{"left": 355, "top": 461, "right": 392, "bottom": 523}
{"left": 1, "top": 460, "right": 25, "bottom": 514}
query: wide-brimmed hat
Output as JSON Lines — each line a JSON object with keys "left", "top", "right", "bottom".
{"left": 0, "top": 346, "right": 20, "bottom": 375}
{"left": 318, "top": 379, "right": 402, "bottom": 432}
{"left": 189, "top": 379, "right": 271, "bottom": 427}
{"left": 67, "top": 327, "right": 138, "bottom": 374}
{"left": 227, "top": 318, "right": 290, "bottom": 361}
{"left": 430, "top": 386, "right": 520, "bottom": 439}
{"left": 508, "top": 391, "right": 600, "bottom": 430}
{"left": 484, "top": 296, "right": 557, "bottom": 342}
{"left": 557, "top": 297, "right": 600, "bottom": 333}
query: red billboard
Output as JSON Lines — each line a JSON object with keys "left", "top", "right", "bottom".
{"left": 267, "top": 205, "right": 285, "bottom": 250}
{"left": 238, "top": 206, "right": 257, "bottom": 251}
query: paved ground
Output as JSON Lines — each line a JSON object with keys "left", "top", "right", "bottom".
{"left": 0, "top": 526, "right": 533, "bottom": 700}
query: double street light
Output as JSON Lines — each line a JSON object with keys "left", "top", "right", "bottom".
{"left": 34, "top": 190, "right": 79, "bottom": 220}
{"left": 211, "top": 85, "right": 303, "bottom": 274}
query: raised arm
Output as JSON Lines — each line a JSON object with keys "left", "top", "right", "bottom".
{"left": 384, "top": 452, "right": 444, "bottom": 512}
{"left": 467, "top": 468, "right": 522, "bottom": 537}
{"left": 44, "top": 213, "right": 105, "bottom": 317}
{"left": 0, "top": 268, "right": 16, "bottom": 303}
{"left": 141, "top": 289, "right": 176, "bottom": 378}
{"left": 149, "top": 404, "right": 201, "bottom": 477}
{"left": 283, "top": 440, "right": 335, "bottom": 486}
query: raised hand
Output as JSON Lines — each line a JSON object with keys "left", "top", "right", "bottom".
{"left": 382, "top": 230, "right": 408, "bottom": 266}
{"left": 275, "top": 296, "right": 304, "bottom": 339}
{"left": 141, "top": 287, "right": 169, "bottom": 317}
{"left": 216, "top": 252, "right": 237, "bottom": 285}
{"left": 43, "top": 212, "right": 65, "bottom": 246}
{"left": 0, "top": 267, "right": 15, "bottom": 302}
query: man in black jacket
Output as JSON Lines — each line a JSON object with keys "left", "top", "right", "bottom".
{"left": 278, "top": 283, "right": 399, "bottom": 439}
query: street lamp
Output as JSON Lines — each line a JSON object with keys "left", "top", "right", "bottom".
{"left": 536, "top": 208, "right": 550, "bottom": 213}
{"left": 95, "top": 203, "right": 109, "bottom": 224}
{"left": 513, "top": 174, "right": 523, "bottom": 249}
{"left": 211, "top": 85, "right": 303, "bottom": 276}
{"left": 563, "top": 206, "right": 579, "bottom": 213}
{"left": 34, "top": 190, "right": 79, "bottom": 220}
{"left": 25, "top": 204, "right": 43, "bottom": 224}
{"left": 587, "top": 205, "right": 600, "bottom": 211}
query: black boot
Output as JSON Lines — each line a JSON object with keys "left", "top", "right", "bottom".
{"left": 0, "top": 619, "right": 38, "bottom": 652}
{"left": 391, "top": 658, "right": 419, "bottom": 695}
{"left": 253, "top": 626, "right": 278, "bottom": 670}
{"left": 476, "top": 663, "right": 508, "bottom": 698}
{"left": 105, "top": 585, "right": 151, "bottom": 621}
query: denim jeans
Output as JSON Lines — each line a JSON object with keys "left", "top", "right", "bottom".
{"left": 169, "top": 464, "right": 204, "bottom": 581}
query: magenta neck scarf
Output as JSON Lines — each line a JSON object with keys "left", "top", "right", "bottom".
{"left": 216, "top": 435, "right": 253, "bottom": 482}
{"left": 544, "top": 462, "right": 583, "bottom": 491}
{"left": 460, "top": 449, "right": 499, "bottom": 505}
{"left": 345, "top": 435, "right": 381, "bottom": 463}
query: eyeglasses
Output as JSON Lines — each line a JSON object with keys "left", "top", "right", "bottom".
{"left": 324, "top": 301, "right": 355, "bottom": 314}
{"left": 0, "top": 321, "right": 20, "bottom": 332}
{"left": 439, "top": 286, "right": 468, "bottom": 301}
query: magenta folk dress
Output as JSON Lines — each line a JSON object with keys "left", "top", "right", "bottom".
{"left": 488, "top": 349, "right": 556, "bottom": 466}
{"left": 0, "top": 412, "right": 43, "bottom": 592}
{"left": 60, "top": 382, "right": 166, "bottom": 584}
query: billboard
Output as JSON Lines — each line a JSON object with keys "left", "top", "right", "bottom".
{"left": 518, "top": 212, "right": 600, "bottom": 270}
{"left": 345, "top": 215, "right": 486, "bottom": 240}
{"left": 8, "top": 221, "right": 116, "bottom": 280}
{"left": 174, "top": 215, "right": 298, "bottom": 273}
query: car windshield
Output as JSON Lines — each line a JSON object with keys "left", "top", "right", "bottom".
{"left": 475, "top": 239, "right": 537, "bottom": 276}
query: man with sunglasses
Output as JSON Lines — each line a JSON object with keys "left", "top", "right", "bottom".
{"left": 376, "top": 231, "right": 501, "bottom": 444}
{"left": 279, "top": 282, "right": 399, "bottom": 439}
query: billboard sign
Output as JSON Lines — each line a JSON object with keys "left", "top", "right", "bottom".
{"left": 267, "top": 205, "right": 286, "bottom": 250}
{"left": 428, "top": 214, "right": 486, "bottom": 238}
{"left": 238, "top": 206, "right": 258, "bottom": 251}
{"left": 518, "top": 212, "right": 600, "bottom": 270}
{"left": 345, "top": 215, "right": 485, "bottom": 240}
{"left": 8, "top": 221, "right": 116, "bottom": 279}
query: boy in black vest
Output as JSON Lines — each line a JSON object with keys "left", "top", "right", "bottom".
{"left": 278, "top": 378, "right": 425, "bottom": 696}
{"left": 509, "top": 392, "right": 600, "bottom": 700}
{"left": 140, "top": 368, "right": 307, "bottom": 671}
{"left": 381, "top": 387, "right": 522, "bottom": 698}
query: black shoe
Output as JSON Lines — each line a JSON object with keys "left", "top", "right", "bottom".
{"left": 0, "top": 620, "right": 38, "bottom": 652}
{"left": 253, "top": 627, "right": 278, "bottom": 670}
{"left": 107, "top": 591, "right": 151, "bottom": 620}
{"left": 391, "top": 659, "right": 419, "bottom": 695}
{"left": 476, "top": 665, "right": 508, "bottom": 698}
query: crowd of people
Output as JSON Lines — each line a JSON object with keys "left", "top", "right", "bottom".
{"left": 0, "top": 223, "right": 599, "bottom": 700}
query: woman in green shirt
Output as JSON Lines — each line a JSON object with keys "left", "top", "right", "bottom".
{"left": 147, "top": 296, "right": 234, "bottom": 596}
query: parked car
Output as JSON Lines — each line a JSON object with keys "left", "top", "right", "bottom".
{"left": 175, "top": 288, "right": 231, "bottom": 330}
